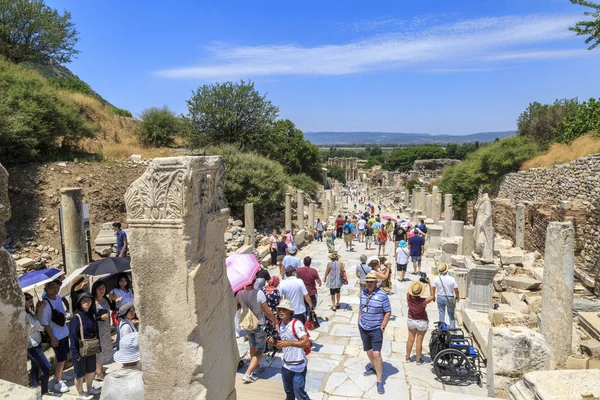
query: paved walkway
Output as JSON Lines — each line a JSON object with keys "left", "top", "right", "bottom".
{"left": 237, "top": 222, "right": 491, "bottom": 399}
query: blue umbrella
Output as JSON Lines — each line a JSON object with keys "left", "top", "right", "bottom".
{"left": 19, "top": 268, "right": 64, "bottom": 292}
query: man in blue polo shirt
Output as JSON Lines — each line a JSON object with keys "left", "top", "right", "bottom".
{"left": 359, "top": 272, "right": 391, "bottom": 395}
{"left": 113, "top": 222, "right": 128, "bottom": 257}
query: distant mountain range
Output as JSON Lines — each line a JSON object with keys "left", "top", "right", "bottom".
{"left": 304, "top": 130, "right": 515, "bottom": 145}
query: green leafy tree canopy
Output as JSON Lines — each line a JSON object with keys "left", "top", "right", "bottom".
{"left": 516, "top": 99, "right": 579, "bottom": 147}
{"left": 0, "top": 0, "right": 79, "bottom": 64}
{"left": 570, "top": 0, "right": 600, "bottom": 50}
{"left": 137, "top": 106, "right": 183, "bottom": 148}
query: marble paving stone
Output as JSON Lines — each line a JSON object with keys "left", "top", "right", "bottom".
{"left": 306, "top": 392, "right": 325, "bottom": 400}
{"left": 363, "top": 376, "right": 410, "bottom": 399}
{"left": 305, "top": 371, "right": 325, "bottom": 392}
{"left": 410, "top": 386, "right": 430, "bottom": 400}
{"left": 331, "top": 315, "right": 352, "bottom": 323}
{"left": 404, "top": 366, "right": 444, "bottom": 390}
{"left": 309, "top": 357, "right": 342, "bottom": 372}
{"left": 332, "top": 376, "right": 364, "bottom": 397}
{"left": 317, "top": 335, "right": 350, "bottom": 346}
{"left": 330, "top": 323, "right": 360, "bottom": 337}
{"left": 314, "top": 343, "right": 346, "bottom": 355}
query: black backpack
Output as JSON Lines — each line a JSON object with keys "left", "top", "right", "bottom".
{"left": 429, "top": 326, "right": 450, "bottom": 360}
{"left": 420, "top": 225, "right": 428, "bottom": 234}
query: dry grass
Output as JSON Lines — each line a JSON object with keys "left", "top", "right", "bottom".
{"left": 57, "top": 91, "right": 177, "bottom": 160}
{"left": 521, "top": 134, "right": 600, "bottom": 170}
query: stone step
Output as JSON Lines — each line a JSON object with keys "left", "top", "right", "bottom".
{"left": 578, "top": 312, "right": 600, "bottom": 339}
{"left": 508, "top": 380, "right": 536, "bottom": 400}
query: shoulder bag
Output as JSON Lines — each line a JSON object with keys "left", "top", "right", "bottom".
{"left": 44, "top": 298, "right": 66, "bottom": 327}
{"left": 440, "top": 275, "right": 456, "bottom": 309}
{"left": 238, "top": 293, "right": 259, "bottom": 331}
{"left": 76, "top": 314, "right": 100, "bottom": 357}
{"left": 340, "top": 264, "right": 348, "bottom": 285}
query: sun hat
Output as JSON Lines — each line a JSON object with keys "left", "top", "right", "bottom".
{"left": 75, "top": 292, "right": 93, "bottom": 306}
{"left": 365, "top": 272, "right": 378, "bottom": 282}
{"left": 439, "top": 264, "right": 448, "bottom": 274}
{"left": 276, "top": 298, "right": 294, "bottom": 313}
{"left": 117, "top": 302, "right": 135, "bottom": 317}
{"left": 398, "top": 240, "right": 407, "bottom": 248}
{"left": 409, "top": 281, "right": 425, "bottom": 297}
{"left": 114, "top": 332, "right": 140, "bottom": 364}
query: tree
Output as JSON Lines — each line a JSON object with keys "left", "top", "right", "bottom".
{"left": 0, "top": 0, "right": 79, "bottom": 64}
{"left": 137, "top": 106, "right": 182, "bottom": 148}
{"left": 516, "top": 99, "right": 579, "bottom": 146}
{"left": 386, "top": 145, "right": 446, "bottom": 172}
{"left": 570, "top": 0, "right": 600, "bottom": 50}
{"left": 554, "top": 98, "right": 600, "bottom": 142}
{"left": 185, "top": 80, "right": 279, "bottom": 151}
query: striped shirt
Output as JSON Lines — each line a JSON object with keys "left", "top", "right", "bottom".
{"left": 359, "top": 288, "right": 391, "bottom": 331}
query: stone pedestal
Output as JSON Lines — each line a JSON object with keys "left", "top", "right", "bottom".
{"left": 323, "top": 198, "right": 329, "bottom": 222}
{"left": 428, "top": 225, "right": 444, "bottom": 250}
{"left": 94, "top": 222, "right": 117, "bottom": 256}
{"left": 244, "top": 203, "right": 255, "bottom": 250}
{"left": 285, "top": 193, "right": 292, "bottom": 231}
{"left": 409, "top": 170, "right": 418, "bottom": 181}
{"left": 411, "top": 191, "right": 417, "bottom": 210}
{"left": 516, "top": 203, "right": 525, "bottom": 249}
{"left": 425, "top": 195, "right": 432, "bottom": 219}
{"left": 321, "top": 168, "right": 327, "bottom": 184}
{"left": 541, "top": 222, "right": 574, "bottom": 369}
{"left": 449, "top": 267, "right": 468, "bottom": 299}
{"left": 60, "top": 187, "right": 87, "bottom": 274}
{"left": 444, "top": 194, "right": 453, "bottom": 237}
{"left": 441, "top": 238, "right": 460, "bottom": 264}
{"left": 0, "top": 164, "right": 27, "bottom": 385}
{"left": 450, "top": 220, "right": 464, "bottom": 238}
{"left": 404, "top": 189, "right": 410, "bottom": 208}
{"left": 463, "top": 225, "right": 476, "bottom": 255}
{"left": 297, "top": 190, "right": 305, "bottom": 230}
{"left": 419, "top": 189, "right": 426, "bottom": 217}
{"left": 308, "top": 203, "right": 315, "bottom": 234}
{"left": 124, "top": 156, "right": 237, "bottom": 400}
{"left": 467, "top": 264, "right": 498, "bottom": 312}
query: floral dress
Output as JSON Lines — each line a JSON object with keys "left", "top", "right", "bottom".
{"left": 326, "top": 261, "right": 343, "bottom": 289}
{"left": 95, "top": 297, "right": 114, "bottom": 365}
{"left": 261, "top": 287, "right": 281, "bottom": 327}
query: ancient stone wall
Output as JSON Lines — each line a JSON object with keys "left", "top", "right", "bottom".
{"left": 497, "top": 154, "right": 600, "bottom": 293}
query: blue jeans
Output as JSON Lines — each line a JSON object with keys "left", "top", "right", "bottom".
{"left": 437, "top": 296, "right": 456, "bottom": 329}
{"left": 282, "top": 366, "right": 310, "bottom": 400}
{"left": 317, "top": 231, "right": 323, "bottom": 241}
{"left": 28, "top": 346, "right": 51, "bottom": 394}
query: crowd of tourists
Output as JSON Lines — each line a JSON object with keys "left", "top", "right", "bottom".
{"left": 235, "top": 205, "right": 460, "bottom": 398}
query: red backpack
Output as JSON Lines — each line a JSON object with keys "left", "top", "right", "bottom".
{"left": 291, "top": 319, "right": 312, "bottom": 355}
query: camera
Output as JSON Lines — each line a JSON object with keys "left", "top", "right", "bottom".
{"left": 263, "top": 324, "right": 281, "bottom": 361}
{"left": 419, "top": 272, "right": 428, "bottom": 284}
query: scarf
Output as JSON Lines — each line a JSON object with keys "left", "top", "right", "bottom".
{"left": 265, "top": 276, "right": 280, "bottom": 295}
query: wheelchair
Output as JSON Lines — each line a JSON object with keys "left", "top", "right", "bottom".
{"left": 429, "top": 322, "right": 485, "bottom": 386}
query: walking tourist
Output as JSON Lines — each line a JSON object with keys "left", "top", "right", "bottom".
{"left": 277, "top": 234, "right": 289, "bottom": 260}
{"left": 326, "top": 229, "right": 336, "bottom": 253}
{"left": 335, "top": 215, "right": 344, "bottom": 238}
{"left": 433, "top": 264, "right": 459, "bottom": 329}
{"left": 254, "top": 267, "right": 271, "bottom": 290}
{"left": 39, "top": 279, "right": 70, "bottom": 394}
{"left": 280, "top": 266, "right": 313, "bottom": 324}
{"left": 282, "top": 245, "right": 302, "bottom": 278}
{"left": 418, "top": 219, "right": 428, "bottom": 234}
{"left": 377, "top": 226, "right": 388, "bottom": 256}
{"left": 356, "top": 254, "right": 372, "bottom": 292}
{"left": 393, "top": 221, "right": 407, "bottom": 257}
{"left": 316, "top": 218, "right": 324, "bottom": 242}
{"left": 268, "top": 299, "right": 311, "bottom": 400}
{"left": 25, "top": 293, "right": 51, "bottom": 396}
{"left": 112, "top": 222, "right": 128, "bottom": 257}
{"left": 69, "top": 292, "right": 101, "bottom": 399}
{"left": 408, "top": 229, "right": 425, "bottom": 274}
{"left": 269, "top": 229, "right": 279, "bottom": 266}
{"left": 285, "top": 229, "right": 294, "bottom": 245}
{"left": 116, "top": 303, "right": 137, "bottom": 350}
{"left": 396, "top": 241, "right": 410, "bottom": 282}
{"left": 365, "top": 222, "right": 374, "bottom": 250}
{"left": 261, "top": 276, "right": 281, "bottom": 327}
{"left": 406, "top": 279, "right": 435, "bottom": 363}
{"left": 100, "top": 332, "right": 144, "bottom": 400}
{"left": 342, "top": 219, "right": 355, "bottom": 251}
{"left": 236, "top": 278, "right": 278, "bottom": 383}
{"left": 296, "top": 256, "right": 321, "bottom": 318}
{"left": 92, "top": 281, "right": 114, "bottom": 381}
{"left": 359, "top": 272, "right": 391, "bottom": 395}
{"left": 324, "top": 251, "right": 345, "bottom": 311}
{"left": 373, "top": 218, "right": 382, "bottom": 245}
{"left": 357, "top": 216, "right": 367, "bottom": 242}
{"left": 368, "top": 258, "right": 391, "bottom": 293}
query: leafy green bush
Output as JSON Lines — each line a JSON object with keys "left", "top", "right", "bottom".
{"left": 0, "top": 58, "right": 96, "bottom": 163}
{"left": 438, "top": 136, "right": 540, "bottom": 210}
{"left": 137, "top": 106, "right": 182, "bottom": 148}
{"left": 290, "top": 174, "right": 319, "bottom": 197}
{"left": 197, "top": 145, "right": 290, "bottom": 219}
{"left": 405, "top": 180, "right": 419, "bottom": 191}
{"left": 326, "top": 164, "right": 347, "bottom": 184}
{"left": 386, "top": 145, "right": 447, "bottom": 172}
{"left": 516, "top": 99, "right": 579, "bottom": 147}
{"left": 49, "top": 75, "right": 94, "bottom": 96}
{"left": 554, "top": 98, "right": 600, "bottom": 143}
{"left": 113, "top": 107, "right": 133, "bottom": 118}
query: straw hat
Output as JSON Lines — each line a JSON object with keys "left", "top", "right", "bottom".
{"left": 114, "top": 332, "right": 140, "bottom": 364}
{"left": 409, "top": 281, "right": 426, "bottom": 297}
{"left": 329, "top": 251, "right": 340, "bottom": 260}
{"left": 365, "top": 272, "right": 378, "bottom": 282}
{"left": 276, "top": 298, "right": 294, "bottom": 313}
{"left": 439, "top": 264, "right": 448, "bottom": 274}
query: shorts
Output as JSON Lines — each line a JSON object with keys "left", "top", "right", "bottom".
{"left": 407, "top": 318, "right": 429, "bottom": 331}
{"left": 72, "top": 354, "right": 96, "bottom": 378}
{"left": 53, "top": 337, "right": 69, "bottom": 363}
{"left": 277, "top": 255, "right": 285, "bottom": 262}
{"left": 330, "top": 288, "right": 341, "bottom": 295}
{"left": 411, "top": 256, "right": 422, "bottom": 262}
{"left": 248, "top": 326, "right": 267, "bottom": 352}
{"left": 396, "top": 263, "right": 407, "bottom": 272}
{"left": 359, "top": 325, "right": 383, "bottom": 352}
{"left": 344, "top": 234, "right": 353, "bottom": 246}
{"left": 358, "top": 229, "right": 365, "bottom": 234}
{"left": 365, "top": 235, "right": 373, "bottom": 243}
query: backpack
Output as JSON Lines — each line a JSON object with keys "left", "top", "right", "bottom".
{"left": 429, "top": 325, "right": 451, "bottom": 360}
{"left": 421, "top": 226, "right": 428, "bottom": 234}
{"left": 291, "top": 319, "right": 312, "bottom": 355}
{"left": 343, "top": 225, "right": 351, "bottom": 235}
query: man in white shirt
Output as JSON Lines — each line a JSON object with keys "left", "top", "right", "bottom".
{"left": 357, "top": 217, "right": 367, "bottom": 243}
{"left": 39, "top": 280, "right": 70, "bottom": 393}
{"left": 281, "top": 246, "right": 302, "bottom": 278}
{"left": 432, "top": 264, "right": 460, "bottom": 329}
{"left": 279, "top": 266, "right": 313, "bottom": 324}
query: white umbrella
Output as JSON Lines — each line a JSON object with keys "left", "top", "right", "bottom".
{"left": 58, "top": 266, "right": 89, "bottom": 297}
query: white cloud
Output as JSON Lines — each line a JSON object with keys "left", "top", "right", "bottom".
{"left": 155, "top": 14, "right": 587, "bottom": 80}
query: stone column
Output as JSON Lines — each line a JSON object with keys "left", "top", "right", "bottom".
{"left": 125, "top": 156, "right": 237, "bottom": 400}
{"left": 60, "top": 187, "right": 87, "bottom": 274}
{"left": 428, "top": 225, "right": 444, "bottom": 250}
{"left": 404, "top": 189, "right": 410, "bottom": 208}
{"left": 541, "top": 222, "right": 574, "bottom": 369}
{"left": 0, "top": 164, "right": 27, "bottom": 385}
{"left": 323, "top": 198, "right": 330, "bottom": 222}
{"left": 411, "top": 191, "right": 417, "bottom": 211}
{"left": 516, "top": 203, "right": 525, "bottom": 249}
{"left": 419, "top": 189, "right": 427, "bottom": 215}
{"left": 463, "top": 225, "right": 476, "bottom": 255}
{"left": 285, "top": 193, "right": 292, "bottom": 231}
{"left": 432, "top": 186, "right": 440, "bottom": 222}
{"left": 308, "top": 203, "right": 315, "bottom": 233}
{"left": 322, "top": 168, "right": 328, "bottom": 185}
{"left": 297, "top": 190, "right": 305, "bottom": 231}
{"left": 435, "top": 193, "right": 442, "bottom": 224}
{"left": 244, "top": 203, "right": 255, "bottom": 250}
{"left": 467, "top": 264, "right": 498, "bottom": 311}
{"left": 450, "top": 220, "right": 464, "bottom": 237}
{"left": 444, "top": 194, "right": 453, "bottom": 237}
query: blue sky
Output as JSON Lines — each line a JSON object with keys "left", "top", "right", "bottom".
{"left": 47, "top": 0, "right": 600, "bottom": 134}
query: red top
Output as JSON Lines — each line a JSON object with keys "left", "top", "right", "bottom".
{"left": 407, "top": 293, "right": 428, "bottom": 321}
{"left": 335, "top": 217, "right": 345, "bottom": 228}
{"left": 297, "top": 267, "right": 320, "bottom": 296}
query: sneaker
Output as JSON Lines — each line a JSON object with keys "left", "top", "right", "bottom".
{"left": 76, "top": 393, "right": 93, "bottom": 400}
{"left": 242, "top": 374, "right": 257, "bottom": 383}
{"left": 55, "top": 381, "right": 69, "bottom": 393}
{"left": 252, "top": 366, "right": 265, "bottom": 376}
{"left": 416, "top": 359, "right": 425, "bottom": 365}
{"left": 87, "top": 387, "right": 101, "bottom": 395}
{"left": 377, "top": 382, "right": 385, "bottom": 394}
{"left": 365, "top": 362, "right": 372, "bottom": 371}
{"left": 363, "top": 368, "right": 376, "bottom": 376}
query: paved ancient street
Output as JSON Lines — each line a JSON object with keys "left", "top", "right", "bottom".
{"left": 237, "top": 222, "right": 491, "bottom": 399}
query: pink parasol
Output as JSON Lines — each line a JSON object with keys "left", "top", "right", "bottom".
{"left": 226, "top": 254, "right": 260, "bottom": 293}
{"left": 382, "top": 215, "right": 394, "bottom": 221}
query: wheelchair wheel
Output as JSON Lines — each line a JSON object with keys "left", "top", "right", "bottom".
{"left": 433, "top": 348, "right": 472, "bottom": 385}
